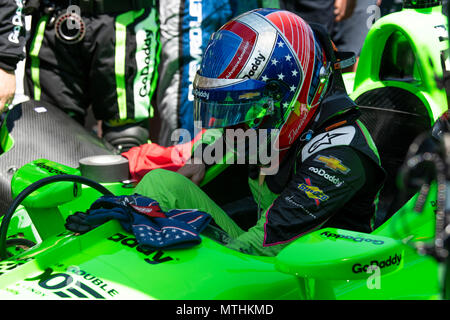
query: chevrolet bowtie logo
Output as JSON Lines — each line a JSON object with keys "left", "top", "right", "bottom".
{"left": 239, "top": 92, "right": 261, "bottom": 100}
{"left": 314, "top": 155, "right": 350, "bottom": 174}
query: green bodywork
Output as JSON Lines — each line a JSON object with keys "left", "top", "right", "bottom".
{"left": 0, "top": 160, "right": 441, "bottom": 299}
{"left": 0, "top": 5, "right": 447, "bottom": 299}
{"left": 345, "top": 5, "right": 449, "bottom": 123}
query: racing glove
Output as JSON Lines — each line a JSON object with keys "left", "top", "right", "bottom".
{"left": 65, "top": 194, "right": 212, "bottom": 249}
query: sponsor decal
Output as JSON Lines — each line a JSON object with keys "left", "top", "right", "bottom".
{"left": 284, "top": 195, "right": 317, "bottom": 219}
{"left": 107, "top": 233, "right": 174, "bottom": 265}
{"left": 133, "top": 9, "right": 158, "bottom": 119}
{"left": 243, "top": 52, "right": 266, "bottom": 79}
{"left": 298, "top": 178, "right": 329, "bottom": 206}
{"left": 187, "top": 0, "right": 203, "bottom": 101}
{"left": 314, "top": 155, "right": 350, "bottom": 174}
{"left": 192, "top": 88, "right": 210, "bottom": 100}
{"left": 137, "top": 30, "right": 155, "bottom": 98}
{"left": 352, "top": 254, "right": 402, "bottom": 273}
{"left": 302, "top": 126, "right": 355, "bottom": 161}
{"left": 35, "top": 162, "right": 68, "bottom": 175}
{"left": 8, "top": 0, "right": 23, "bottom": 44}
{"left": 24, "top": 267, "right": 117, "bottom": 299}
{"left": 308, "top": 166, "right": 344, "bottom": 187}
{"left": 238, "top": 92, "right": 261, "bottom": 100}
{"left": 308, "top": 132, "right": 346, "bottom": 153}
{"left": 320, "top": 231, "right": 385, "bottom": 245}
{"left": 0, "top": 260, "right": 30, "bottom": 276}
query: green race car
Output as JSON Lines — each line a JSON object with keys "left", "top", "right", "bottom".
{"left": 0, "top": 0, "right": 448, "bottom": 300}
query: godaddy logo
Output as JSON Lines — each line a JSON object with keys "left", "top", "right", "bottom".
{"left": 192, "top": 88, "right": 210, "bottom": 100}
{"left": 352, "top": 254, "right": 402, "bottom": 273}
{"left": 308, "top": 167, "right": 344, "bottom": 187}
{"left": 243, "top": 52, "right": 266, "bottom": 79}
{"left": 320, "top": 231, "right": 385, "bottom": 245}
{"left": 138, "top": 30, "right": 155, "bottom": 98}
{"left": 8, "top": 0, "right": 23, "bottom": 44}
{"left": 35, "top": 162, "right": 67, "bottom": 175}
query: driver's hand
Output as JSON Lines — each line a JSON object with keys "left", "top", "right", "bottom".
{"left": 0, "top": 67, "right": 16, "bottom": 113}
{"left": 177, "top": 161, "right": 206, "bottom": 185}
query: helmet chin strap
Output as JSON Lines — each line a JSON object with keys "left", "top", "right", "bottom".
{"left": 333, "top": 51, "right": 357, "bottom": 71}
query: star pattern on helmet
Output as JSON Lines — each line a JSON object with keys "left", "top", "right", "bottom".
{"left": 258, "top": 35, "right": 303, "bottom": 109}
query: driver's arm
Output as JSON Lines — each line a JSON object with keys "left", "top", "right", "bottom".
{"left": 177, "top": 128, "right": 224, "bottom": 185}
{"left": 226, "top": 146, "right": 372, "bottom": 256}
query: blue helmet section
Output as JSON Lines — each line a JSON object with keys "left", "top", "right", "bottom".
{"left": 179, "top": 1, "right": 233, "bottom": 138}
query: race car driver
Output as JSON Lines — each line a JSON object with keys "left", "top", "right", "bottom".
{"left": 135, "top": 8, "right": 386, "bottom": 256}
{"left": 7, "top": 0, "right": 159, "bottom": 151}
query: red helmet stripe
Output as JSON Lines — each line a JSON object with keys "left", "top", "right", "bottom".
{"left": 218, "top": 21, "right": 258, "bottom": 79}
{"left": 298, "top": 29, "right": 315, "bottom": 104}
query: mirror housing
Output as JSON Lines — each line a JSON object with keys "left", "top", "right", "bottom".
{"left": 275, "top": 228, "right": 405, "bottom": 280}
{"left": 11, "top": 159, "right": 81, "bottom": 208}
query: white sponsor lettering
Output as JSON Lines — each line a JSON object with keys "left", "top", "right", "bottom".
{"left": 192, "top": 88, "right": 209, "bottom": 100}
{"left": 302, "top": 126, "right": 355, "bottom": 161}
{"left": 308, "top": 167, "right": 344, "bottom": 187}
{"left": 187, "top": 0, "right": 203, "bottom": 101}
{"left": 8, "top": 0, "right": 23, "bottom": 44}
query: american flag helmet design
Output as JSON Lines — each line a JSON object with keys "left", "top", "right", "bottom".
{"left": 194, "top": 8, "right": 330, "bottom": 150}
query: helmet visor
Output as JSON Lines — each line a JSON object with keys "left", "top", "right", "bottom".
{"left": 193, "top": 74, "right": 274, "bottom": 129}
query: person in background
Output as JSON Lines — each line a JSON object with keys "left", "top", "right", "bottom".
{"left": 332, "top": 0, "right": 382, "bottom": 73}
{"left": 0, "top": 0, "right": 25, "bottom": 113}
{"left": 6, "top": 0, "right": 160, "bottom": 152}
{"left": 276, "top": 0, "right": 357, "bottom": 34}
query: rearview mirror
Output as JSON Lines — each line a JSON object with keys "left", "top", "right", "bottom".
{"left": 11, "top": 159, "right": 81, "bottom": 208}
{"left": 275, "top": 228, "right": 404, "bottom": 280}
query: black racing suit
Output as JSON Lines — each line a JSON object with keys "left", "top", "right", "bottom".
{"left": 23, "top": 0, "right": 160, "bottom": 150}
{"left": 203, "top": 82, "right": 386, "bottom": 256}
{"left": 0, "top": 0, "right": 25, "bottom": 72}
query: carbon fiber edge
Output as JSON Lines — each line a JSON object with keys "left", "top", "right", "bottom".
{"left": 0, "top": 100, "right": 116, "bottom": 215}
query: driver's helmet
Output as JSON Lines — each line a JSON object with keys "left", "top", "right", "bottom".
{"left": 193, "top": 8, "right": 331, "bottom": 151}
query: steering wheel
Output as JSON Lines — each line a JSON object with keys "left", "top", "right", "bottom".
{"left": 0, "top": 174, "right": 113, "bottom": 260}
